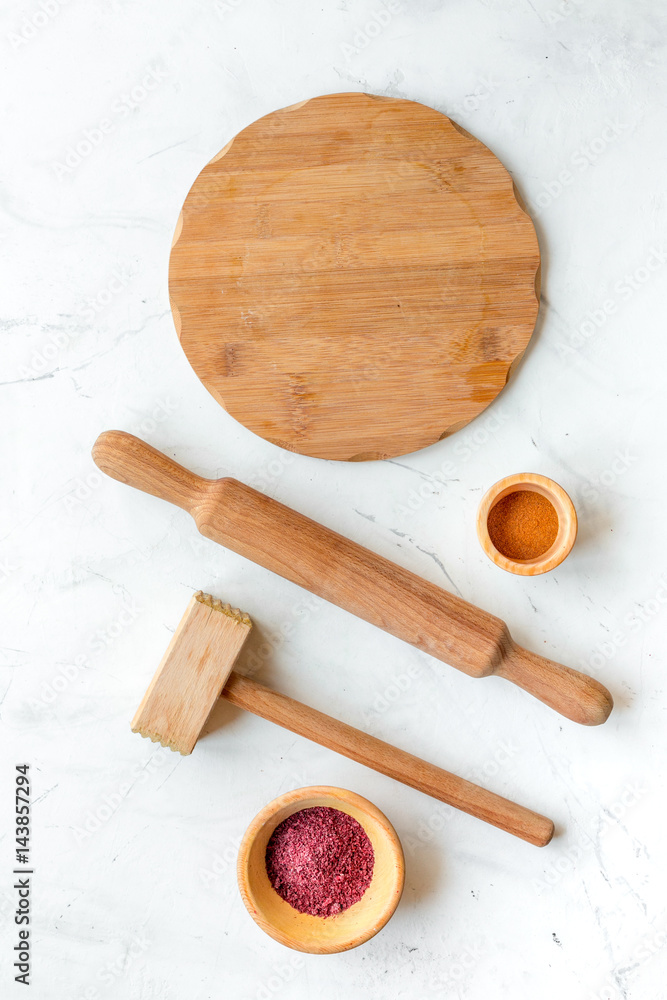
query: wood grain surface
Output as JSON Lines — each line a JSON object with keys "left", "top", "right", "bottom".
{"left": 169, "top": 92, "right": 541, "bottom": 460}
{"left": 93, "top": 431, "right": 613, "bottom": 727}
{"left": 237, "top": 787, "right": 405, "bottom": 953}
{"left": 224, "top": 672, "right": 555, "bottom": 847}
{"left": 131, "top": 592, "right": 251, "bottom": 754}
{"left": 477, "top": 472, "right": 578, "bottom": 575}
{"left": 127, "top": 588, "right": 554, "bottom": 844}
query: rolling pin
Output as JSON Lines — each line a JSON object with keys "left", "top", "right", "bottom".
{"left": 92, "top": 431, "right": 613, "bottom": 726}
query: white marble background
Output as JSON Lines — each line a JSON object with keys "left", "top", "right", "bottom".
{"left": 1, "top": 0, "right": 666, "bottom": 997}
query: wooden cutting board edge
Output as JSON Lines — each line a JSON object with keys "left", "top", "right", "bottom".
{"left": 168, "top": 92, "right": 541, "bottom": 461}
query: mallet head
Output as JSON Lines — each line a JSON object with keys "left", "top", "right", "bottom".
{"left": 131, "top": 591, "right": 252, "bottom": 754}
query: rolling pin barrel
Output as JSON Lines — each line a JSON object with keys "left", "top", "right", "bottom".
{"left": 198, "top": 477, "right": 506, "bottom": 678}
{"left": 92, "top": 431, "right": 613, "bottom": 726}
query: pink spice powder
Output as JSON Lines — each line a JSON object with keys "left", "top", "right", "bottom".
{"left": 265, "top": 806, "right": 375, "bottom": 917}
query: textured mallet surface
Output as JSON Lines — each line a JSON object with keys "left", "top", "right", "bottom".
{"left": 131, "top": 592, "right": 252, "bottom": 754}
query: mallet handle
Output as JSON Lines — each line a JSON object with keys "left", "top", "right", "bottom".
{"left": 92, "top": 431, "right": 612, "bottom": 726}
{"left": 222, "top": 671, "right": 554, "bottom": 847}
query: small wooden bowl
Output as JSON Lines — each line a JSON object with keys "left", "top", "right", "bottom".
{"left": 477, "top": 473, "right": 577, "bottom": 576}
{"left": 237, "top": 786, "right": 404, "bottom": 954}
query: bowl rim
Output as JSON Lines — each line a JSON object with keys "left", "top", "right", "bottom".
{"left": 237, "top": 785, "right": 405, "bottom": 954}
{"left": 477, "top": 472, "right": 578, "bottom": 576}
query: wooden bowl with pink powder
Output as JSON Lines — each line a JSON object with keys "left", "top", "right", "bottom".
{"left": 237, "top": 786, "right": 404, "bottom": 954}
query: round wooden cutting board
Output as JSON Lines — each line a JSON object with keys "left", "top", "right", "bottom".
{"left": 169, "top": 92, "right": 540, "bottom": 461}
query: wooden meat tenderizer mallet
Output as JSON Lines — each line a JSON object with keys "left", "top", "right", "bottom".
{"left": 132, "top": 591, "right": 554, "bottom": 847}
{"left": 94, "top": 430, "right": 613, "bottom": 727}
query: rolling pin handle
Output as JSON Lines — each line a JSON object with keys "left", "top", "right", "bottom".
{"left": 92, "top": 431, "right": 207, "bottom": 514}
{"left": 496, "top": 645, "right": 613, "bottom": 726}
{"left": 92, "top": 431, "right": 613, "bottom": 727}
